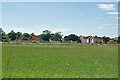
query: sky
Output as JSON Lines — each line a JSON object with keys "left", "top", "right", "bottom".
{"left": 2, "top": 2, "right": 119, "bottom": 38}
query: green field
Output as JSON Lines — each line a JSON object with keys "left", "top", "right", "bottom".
{"left": 2, "top": 43, "right": 118, "bottom": 78}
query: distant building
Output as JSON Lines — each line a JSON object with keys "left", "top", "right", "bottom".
{"left": 114, "top": 37, "right": 118, "bottom": 41}
{"left": 86, "top": 36, "right": 101, "bottom": 44}
{"left": 29, "top": 35, "right": 43, "bottom": 43}
{"left": 109, "top": 39, "right": 117, "bottom": 44}
{"left": 18, "top": 37, "right": 29, "bottom": 43}
{"left": 91, "top": 36, "right": 101, "bottom": 44}
{"left": 78, "top": 36, "right": 87, "bottom": 44}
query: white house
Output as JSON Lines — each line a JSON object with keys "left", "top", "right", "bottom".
{"left": 79, "top": 36, "right": 87, "bottom": 44}
{"left": 87, "top": 36, "right": 101, "bottom": 44}
{"left": 91, "top": 36, "right": 101, "bottom": 44}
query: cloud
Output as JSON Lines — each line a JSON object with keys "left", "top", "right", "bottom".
{"left": 97, "top": 4, "right": 116, "bottom": 10}
{"left": 112, "top": 27, "right": 118, "bottom": 29}
{"left": 97, "top": 26, "right": 103, "bottom": 29}
{"left": 13, "top": 28, "right": 25, "bottom": 31}
{"left": 95, "top": 17, "right": 102, "bottom": 19}
{"left": 106, "top": 12, "right": 120, "bottom": 14}
{"left": 104, "top": 24, "right": 113, "bottom": 26}
{"left": 41, "top": 25, "right": 46, "bottom": 27}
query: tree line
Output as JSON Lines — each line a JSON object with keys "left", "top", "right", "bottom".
{"left": 1, "top": 29, "right": 78, "bottom": 41}
{"left": 0, "top": 28, "right": 120, "bottom": 43}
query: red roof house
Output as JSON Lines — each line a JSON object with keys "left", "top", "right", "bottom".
{"left": 30, "top": 35, "right": 43, "bottom": 41}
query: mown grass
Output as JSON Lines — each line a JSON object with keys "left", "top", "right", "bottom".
{"left": 2, "top": 43, "right": 118, "bottom": 78}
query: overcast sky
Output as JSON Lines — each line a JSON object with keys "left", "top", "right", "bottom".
{"left": 2, "top": 2, "right": 118, "bottom": 38}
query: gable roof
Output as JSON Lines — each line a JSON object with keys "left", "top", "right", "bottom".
{"left": 92, "top": 36, "right": 101, "bottom": 39}
{"left": 19, "top": 37, "right": 29, "bottom": 40}
{"left": 30, "top": 35, "right": 43, "bottom": 41}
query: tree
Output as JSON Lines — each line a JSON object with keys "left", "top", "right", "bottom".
{"left": 102, "top": 36, "right": 110, "bottom": 44}
{"left": 2, "top": 32, "right": 8, "bottom": 39}
{"left": 39, "top": 30, "right": 52, "bottom": 41}
{"left": 67, "top": 34, "right": 78, "bottom": 41}
{"left": 118, "top": 36, "right": 120, "bottom": 43}
{"left": 40, "top": 34, "right": 51, "bottom": 41}
{"left": 51, "top": 32, "right": 62, "bottom": 41}
{"left": 16, "top": 32, "right": 22, "bottom": 38}
{"left": 22, "top": 33, "right": 30, "bottom": 38}
{"left": 8, "top": 30, "right": 16, "bottom": 40}
{"left": 30, "top": 33, "right": 35, "bottom": 37}
{"left": 86, "top": 36, "right": 91, "bottom": 38}
{"left": 43, "top": 30, "right": 51, "bottom": 34}
{"left": 0, "top": 28, "right": 4, "bottom": 34}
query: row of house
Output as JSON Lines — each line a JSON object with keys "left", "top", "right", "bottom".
{"left": 62, "top": 36, "right": 118, "bottom": 44}
{"left": 0, "top": 35, "right": 118, "bottom": 44}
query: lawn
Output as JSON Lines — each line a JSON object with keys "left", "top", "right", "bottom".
{"left": 2, "top": 43, "right": 118, "bottom": 78}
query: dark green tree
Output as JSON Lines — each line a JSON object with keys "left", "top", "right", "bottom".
{"left": 30, "top": 33, "right": 35, "bottom": 37}
{"left": 51, "top": 32, "right": 62, "bottom": 41}
{"left": 43, "top": 30, "right": 51, "bottom": 34}
{"left": 22, "top": 33, "right": 30, "bottom": 38}
{"left": 117, "top": 36, "right": 120, "bottom": 43}
{"left": 102, "top": 36, "right": 110, "bottom": 44}
{"left": 16, "top": 32, "right": 22, "bottom": 38}
{"left": 39, "top": 30, "right": 51, "bottom": 41}
{"left": 8, "top": 30, "right": 16, "bottom": 40}
{"left": 0, "top": 28, "right": 4, "bottom": 34}
{"left": 2, "top": 32, "right": 8, "bottom": 39}
{"left": 67, "top": 34, "right": 78, "bottom": 41}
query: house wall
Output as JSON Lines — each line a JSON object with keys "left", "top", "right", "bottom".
{"left": 92, "top": 39, "right": 101, "bottom": 44}
{"left": 87, "top": 39, "right": 89, "bottom": 44}
{"left": 81, "top": 39, "right": 87, "bottom": 44}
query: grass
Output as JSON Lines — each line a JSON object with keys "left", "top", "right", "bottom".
{"left": 2, "top": 43, "right": 118, "bottom": 78}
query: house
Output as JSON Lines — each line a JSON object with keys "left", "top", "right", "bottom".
{"left": 114, "top": 37, "right": 118, "bottom": 41}
{"left": 78, "top": 36, "right": 87, "bottom": 44}
{"left": 29, "top": 35, "right": 43, "bottom": 43}
{"left": 91, "top": 36, "right": 101, "bottom": 44}
{"left": 18, "top": 37, "right": 29, "bottom": 43}
{"left": 87, "top": 36, "right": 101, "bottom": 44}
{"left": 109, "top": 39, "right": 117, "bottom": 44}
{"left": 87, "top": 36, "right": 92, "bottom": 44}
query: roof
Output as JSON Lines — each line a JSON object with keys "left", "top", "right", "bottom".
{"left": 91, "top": 36, "right": 101, "bottom": 39}
{"left": 19, "top": 37, "right": 29, "bottom": 40}
{"left": 30, "top": 35, "right": 43, "bottom": 40}
{"left": 80, "top": 36, "right": 85, "bottom": 39}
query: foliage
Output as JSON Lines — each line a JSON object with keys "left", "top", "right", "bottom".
{"left": 117, "top": 36, "right": 120, "bottom": 43}
{"left": 22, "top": 33, "right": 30, "bottom": 38}
{"left": 51, "top": 32, "right": 62, "bottom": 41}
{"left": 30, "top": 33, "right": 35, "bottom": 37}
{"left": 67, "top": 34, "right": 78, "bottom": 41}
{"left": 0, "top": 28, "right": 4, "bottom": 34}
{"left": 42, "top": 30, "right": 51, "bottom": 34}
{"left": 39, "top": 34, "right": 51, "bottom": 41}
{"left": 102, "top": 36, "right": 110, "bottom": 44}
{"left": 16, "top": 32, "right": 22, "bottom": 38}
{"left": 39, "top": 30, "right": 52, "bottom": 41}
{"left": 8, "top": 30, "right": 16, "bottom": 40}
